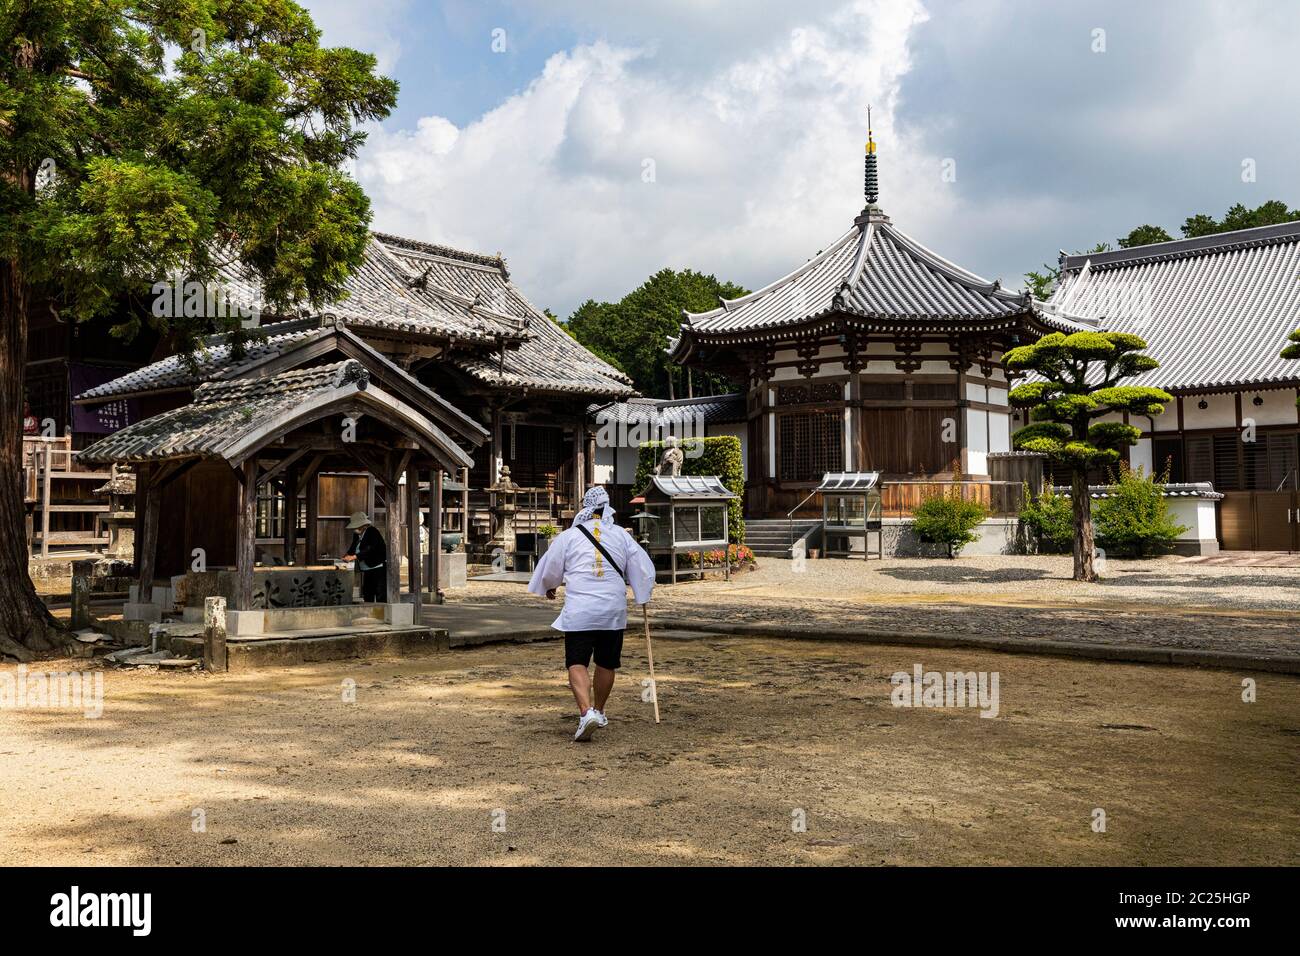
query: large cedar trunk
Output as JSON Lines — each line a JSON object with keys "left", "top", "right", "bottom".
{"left": 1071, "top": 467, "right": 1098, "bottom": 582}
{"left": 0, "top": 256, "right": 67, "bottom": 660}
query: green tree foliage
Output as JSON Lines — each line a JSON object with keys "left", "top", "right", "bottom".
{"left": 1006, "top": 331, "right": 1170, "bottom": 581}
{"left": 1118, "top": 224, "right": 1173, "bottom": 248}
{"left": 0, "top": 0, "right": 396, "bottom": 658}
{"left": 1093, "top": 464, "right": 1187, "bottom": 557}
{"left": 635, "top": 436, "right": 744, "bottom": 543}
{"left": 1018, "top": 482, "right": 1074, "bottom": 552}
{"left": 912, "top": 489, "right": 988, "bottom": 558}
{"left": 566, "top": 268, "right": 747, "bottom": 397}
{"left": 1282, "top": 330, "right": 1300, "bottom": 405}
{"left": 1182, "top": 200, "right": 1299, "bottom": 238}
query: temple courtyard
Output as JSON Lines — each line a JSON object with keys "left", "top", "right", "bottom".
{"left": 6, "top": 554, "right": 1298, "bottom": 865}
{"left": 2, "top": 632, "right": 1296, "bottom": 866}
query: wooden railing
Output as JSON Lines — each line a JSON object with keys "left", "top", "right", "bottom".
{"left": 879, "top": 480, "right": 1024, "bottom": 518}
{"left": 23, "top": 436, "right": 114, "bottom": 557}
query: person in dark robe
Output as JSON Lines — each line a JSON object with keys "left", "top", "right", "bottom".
{"left": 343, "top": 512, "right": 387, "bottom": 602}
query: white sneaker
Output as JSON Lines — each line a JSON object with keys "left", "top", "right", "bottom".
{"left": 574, "top": 709, "right": 601, "bottom": 742}
{"left": 593, "top": 710, "right": 609, "bottom": 728}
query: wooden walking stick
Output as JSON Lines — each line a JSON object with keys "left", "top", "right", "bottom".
{"left": 642, "top": 603, "right": 660, "bottom": 723}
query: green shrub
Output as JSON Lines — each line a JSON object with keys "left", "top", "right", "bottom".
{"left": 635, "top": 435, "right": 744, "bottom": 543}
{"left": 913, "top": 489, "right": 989, "bottom": 557}
{"left": 1018, "top": 482, "right": 1074, "bottom": 552}
{"left": 1094, "top": 463, "right": 1187, "bottom": 556}
{"left": 537, "top": 523, "right": 559, "bottom": 539}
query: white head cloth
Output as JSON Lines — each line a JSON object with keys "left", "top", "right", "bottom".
{"left": 573, "top": 485, "right": 615, "bottom": 526}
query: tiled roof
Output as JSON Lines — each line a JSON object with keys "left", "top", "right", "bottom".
{"left": 678, "top": 209, "right": 1088, "bottom": 342}
{"left": 77, "top": 232, "right": 635, "bottom": 404}
{"left": 75, "top": 317, "right": 327, "bottom": 402}
{"left": 1050, "top": 221, "right": 1300, "bottom": 392}
{"left": 79, "top": 362, "right": 364, "bottom": 463}
{"left": 78, "top": 360, "right": 475, "bottom": 468}
{"left": 370, "top": 234, "right": 634, "bottom": 397}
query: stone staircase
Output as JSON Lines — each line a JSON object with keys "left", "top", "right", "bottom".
{"left": 744, "top": 518, "right": 818, "bottom": 558}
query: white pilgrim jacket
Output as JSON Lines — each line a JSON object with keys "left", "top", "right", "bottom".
{"left": 526, "top": 520, "right": 656, "bottom": 632}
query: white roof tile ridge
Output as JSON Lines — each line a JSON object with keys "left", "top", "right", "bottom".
{"left": 840, "top": 222, "right": 876, "bottom": 297}
{"left": 683, "top": 224, "right": 861, "bottom": 321}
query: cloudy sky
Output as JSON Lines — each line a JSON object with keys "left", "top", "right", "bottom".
{"left": 301, "top": 0, "right": 1300, "bottom": 317}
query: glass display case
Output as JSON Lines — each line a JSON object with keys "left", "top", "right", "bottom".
{"left": 637, "top": 475, "right": 738, "bottom": 583}
{"left": 818, "top": 472, "right": 884, "bottom": 558}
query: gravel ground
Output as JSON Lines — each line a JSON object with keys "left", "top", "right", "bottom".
{"left": 3, "top": 639, "right": 1296, "bottom": 866}
{"left": 457, "top": 555, "right": 1300, "bottom": 662}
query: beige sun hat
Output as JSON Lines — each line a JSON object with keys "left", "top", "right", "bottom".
{"left": 345, "top": 511, "right": 372, "bottom": 530}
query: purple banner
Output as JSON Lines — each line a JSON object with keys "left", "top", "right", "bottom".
{"left": 69, "top": 364, "right": 140, "bottom": 435}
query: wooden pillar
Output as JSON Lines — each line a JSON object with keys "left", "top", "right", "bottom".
{"left": 574, "top": 422, "right": 586, "bottom": 506}
{"left": 283, "top": 466, "right": 299, "bottom": 566}
{"left": 234, "top": 459, "right": 258, "bottom": 611}
{"left": 383, "top": 481, "right": 402, "bottom": 604}
{"left": 405, "top": 463, "right": 422, "bottom": 617}
{"left": 431, "top": 469, "right": 443, "bottom": 602}
{"left": 585, "top": 432, "right": 596, "bottom": 489}
{"left": 460, "top": 467, "right": 470, "bottom": 535}
{"left": 304, "top": 468, "right": 319, "bottom": 565}
{"left": 39, "top": 442, "right": 51, "bottom": 561}
{"left": 421, "top": 468, "right": 433, "bottom": 590}
{"left": 137, "top": 463, "right": 161, "bottom": 605}
{"left": 489, "top": 406, "right": 502, "bottom": 485}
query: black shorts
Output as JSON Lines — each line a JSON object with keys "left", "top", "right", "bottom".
{"left": 564, "top": 629, "right": 625, "bottom": 670}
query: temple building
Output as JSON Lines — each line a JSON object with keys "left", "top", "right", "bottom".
{"left": 72, "top": 232, "right": 635, "bottom": 592}
{"left": 1046, "top": 222, "right": 1300, "bottom": 550}
{"left": 666, "top": 124, "right": 1090, "bottom": 521}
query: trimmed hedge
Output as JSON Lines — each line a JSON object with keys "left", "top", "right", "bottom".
{"left": 635, "top": 436, "right": 745, "bottom": 543}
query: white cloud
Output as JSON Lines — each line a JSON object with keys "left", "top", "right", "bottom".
{"left": 354, "top": 0, "right": 937, "bottom": 315}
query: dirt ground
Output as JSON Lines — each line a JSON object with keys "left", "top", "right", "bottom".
{"left": 2, "top": 636, "right": 1296, "bottom": 866}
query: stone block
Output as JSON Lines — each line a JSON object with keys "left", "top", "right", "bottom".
{"left": 384, "top": 603, "right": 414, "bottom": 626}
{"left": 438, "top": 551, "right": 468, "bottom": 589}
{"left": 226, "top": 610, "right": 264, "bottom": 636}
{"left": 123, "top": 602, "right": 162, "bottom": 623}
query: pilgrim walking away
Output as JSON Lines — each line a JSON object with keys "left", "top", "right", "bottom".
{"left": 343, "top": 511, "right": 387, "bottom": 602}
{"left": 528, "top": 487, "right": 656, "bottom": 741}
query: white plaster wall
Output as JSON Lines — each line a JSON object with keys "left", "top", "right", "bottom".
{"left": 1168, "top": 498, "right": 1217, "bottom": 541}
{"left": 989, "top": 411, "right": 1011, "bottom": 453}
{"left": 1129, "top": 437, "right": 1153, "bottom": 474}
{"left": 1241, "top": 389, "right": 1298, "bottom": 427}
{"left": 966, "top": 407, "right": 988, "bottom": 475}
{"left": 1181, "top": 393, "right": 1237, "bottom": 430}
{"left": 593, "top": 442, "right": 616, "bottom": 485}
{"left": 966, "top": 381, "right": 988, "bottom": 403}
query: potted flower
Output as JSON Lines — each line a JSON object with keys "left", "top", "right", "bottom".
{"left": 537, "top": 523, "right": 559, "bottom": 556}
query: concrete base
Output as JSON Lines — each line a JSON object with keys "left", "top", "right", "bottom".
{"left": 168, "top": 626, "right": 448, "bottom": 670}
{"left": 123, "top": 602, "right": 162, "bottom": 623}
{"left": 439, "top": 551, "right": 468, "bottom": 589}
{"left": 226, "top": 610, "right": 265, "bottom": 636}
{"left": 384, "top": 603, "right": 414, "bottom": 626}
